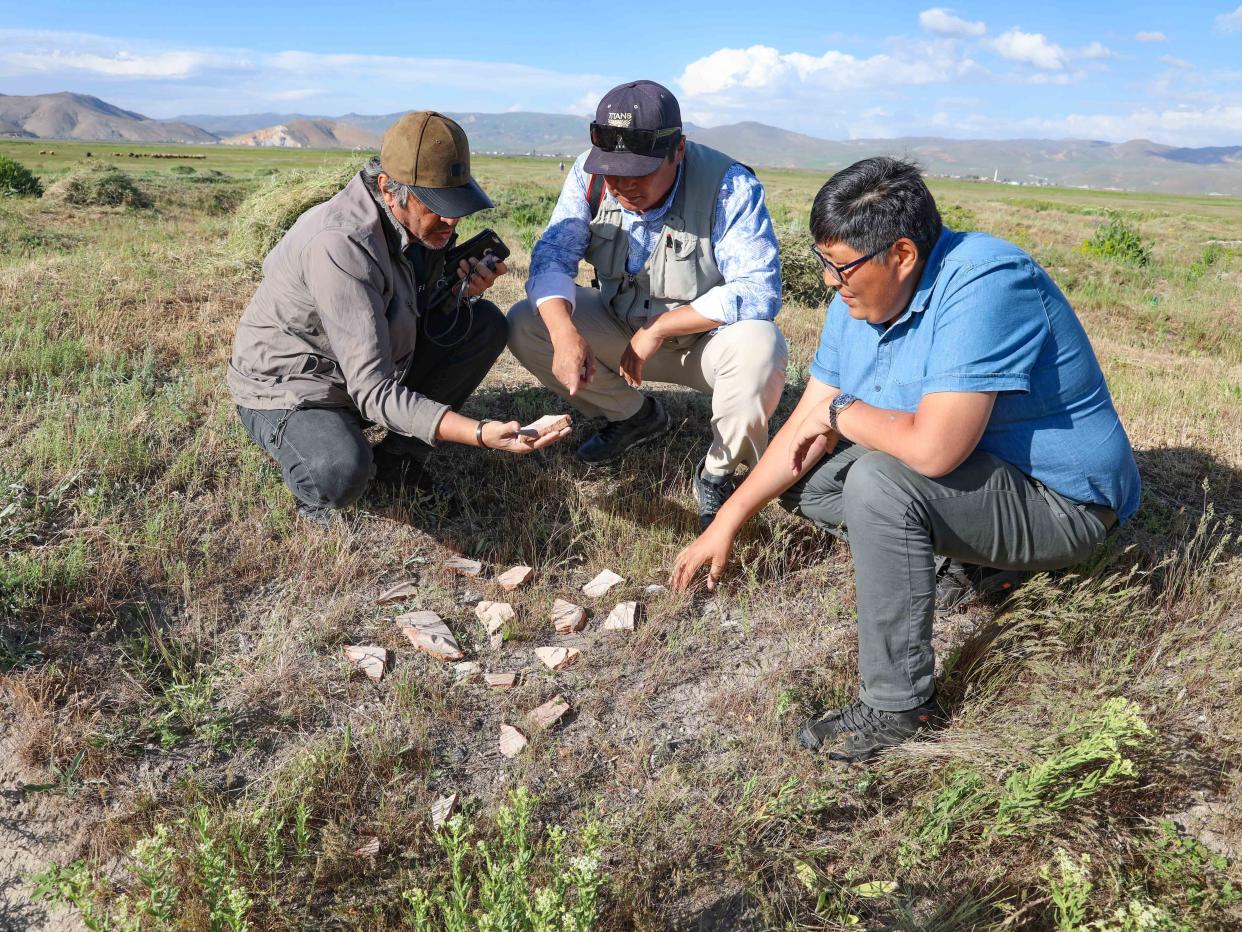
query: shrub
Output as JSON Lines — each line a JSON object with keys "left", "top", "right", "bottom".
{"left": 776, "top": 222, "right": 832, "bottom": 308}
{"left": 1081, "top": 214, "right": 1151, "bottom": 266}
{"left": 44, "top": 163, "right": 151, "bottom": 209}
{"left": 0, "top": 155, "right": 42, "bottom": 198}
{"left": 486, "top": 184, "right": 558, "bottom": 229}
{"left": 227, "top": 161, "right": 358, "bottom": 268}
{"left": 939, "top": 202, "right": 978, "bottom": 232}
{"left": 169, "top": 164, "right": 197, "bottom": 175}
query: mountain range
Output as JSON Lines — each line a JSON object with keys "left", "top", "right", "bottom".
{"left": 4, "top": 92, "right": 1242, "bottom": 195}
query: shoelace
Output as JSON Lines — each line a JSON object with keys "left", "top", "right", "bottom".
{"left": 836, "top": 700, "right": 888, "bottom": 735}
{"left": 697, "top": 476, "right": 733, "bottom": 512}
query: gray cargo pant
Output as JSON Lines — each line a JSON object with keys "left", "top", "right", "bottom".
{"left": 236, "top": 300, "right": 507, "bottom": 515}
{"left": 779, "top": 441, "right": 1116, "bottom": 712}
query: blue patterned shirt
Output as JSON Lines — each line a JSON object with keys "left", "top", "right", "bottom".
{"left": 526, "top": 151, "right": 782, "bottom": 324}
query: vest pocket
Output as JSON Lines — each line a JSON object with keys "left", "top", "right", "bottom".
{"left": 653, "top": 231, "right": 703, "bottom": 302}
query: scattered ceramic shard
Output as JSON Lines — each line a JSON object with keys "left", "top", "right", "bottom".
{"left": 475, "top": 600, "right": 515, "bottom": 635}
{"left": 375, "top": 579, "right": 420, "bottom": 604}
{"left": 583, "top": 569, "right": 624, "bottom": 598}
{"left": 519, "top": 414, "right": 572, "bottom": 438}
{"left": 484, "top": 672, "right": 518, "bottom": 689}
{"left": 399, "top": 611, "right": 464, "bottom": 661}
{"left": 535, "top": 645, "right": 580, "bottom": 671}
{"left": 343, "top": 645, "right": 389, "bottom": 681}
{"left": 498, "top": 724, "right": 528, "bottom": 758}
{"left": 551, "top": 598, "right": 586, "bottom": 634}
{"left": 496, "top": 565, "right": 534, "bottom": 591}
{"left": 353, "top": 836, "right": 380, "bottom": 858}
{"left": 457, "top": 589, "right": 483, "bottom": 606}
{"left": 431, "top": 792, "right": 459, "bottom": 829}
{"left": 454, "top": 661, "right": 481, "bottom": 681}
{"left": 603, "top": 601, "right": 638, "bottom": 632}
{"left": 445, "top": 557, "right": 483, "bottom": 577}
{"left": 526, "top": 695, "right": 571, "bottom": 731}
{"left": 643, "top": 584, "right": 668, "bottom": 596}
{"left": 490, "top": 632, "right": 504, "bottom": 650}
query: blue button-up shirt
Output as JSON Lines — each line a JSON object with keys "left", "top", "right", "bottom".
{"left": 526, "top": 151, "right": 782, "bottom": 324}
{"left": 810, "top": 228, "right": 1141, "bottom": 523}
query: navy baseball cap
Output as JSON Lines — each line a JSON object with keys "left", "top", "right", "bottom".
{"left": 584, "top": 80, "right": 683, "bottom": 177}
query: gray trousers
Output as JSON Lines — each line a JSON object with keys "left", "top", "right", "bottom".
{"left": 236, "top": 300, "right": 508, "bottom": 514}
{"left": 779, "top": 441, "right": 1116, "bottom": 712}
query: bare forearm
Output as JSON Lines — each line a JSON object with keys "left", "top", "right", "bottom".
{"left": 713, "top": 383, "right": 841, "bottom": 534}
{"left": 435, "top": 410, "right": 485, "bottom": 447}
{"left": 834, "top": 391, "right": 995, "bottom": 478}
{"left": 646, "top": 304, "right": 719, "bottom": 339}
{"left": 536, "top": 298, "right": 578, "bottom": 338}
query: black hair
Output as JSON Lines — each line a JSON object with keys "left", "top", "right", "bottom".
{"left": 809, "top": 157, "right": 942, "bottom": 259}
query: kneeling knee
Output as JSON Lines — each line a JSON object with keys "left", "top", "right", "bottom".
{"left": 842, "top": 451, "right": 912, "bottom": 512}
{"left": 306, "top": 447, "right": 372, "bottom": 509}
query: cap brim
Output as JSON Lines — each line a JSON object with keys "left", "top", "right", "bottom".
{"left": 583, "top": 146, "right": 665, "bottom": 177}
{"left": 410, "top": 177, "right": 493, "bottom": 219}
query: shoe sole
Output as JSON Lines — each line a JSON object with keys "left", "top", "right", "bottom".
{"left": 575, "top": 416, "right": 671, "bottom": 467}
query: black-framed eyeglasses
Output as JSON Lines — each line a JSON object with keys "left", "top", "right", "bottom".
{"left": 589, "top": 123, "right": 682, "bottom": 157}
{"left": 809, "top": 242, "right": 894, "bottom": 286}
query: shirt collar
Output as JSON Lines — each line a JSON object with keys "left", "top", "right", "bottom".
{"left": 361, "top": 171, "right": 412, "bottom": 253}
{"left": 906, "top": 226, "right": 955, "bottom": 316}
{"left": 614, "top": 161, "right": 684, "bottom": 223}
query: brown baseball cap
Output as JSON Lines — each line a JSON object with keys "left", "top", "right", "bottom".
{"left": 380, "top": 111, "right": 492, "bottom": 218}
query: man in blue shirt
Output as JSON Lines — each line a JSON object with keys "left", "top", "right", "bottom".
{"left": 671, "top": 157, "right": 1140, "bottom": 762}
{"left": 507, "top": 80, "right": 787, "bottom": 529}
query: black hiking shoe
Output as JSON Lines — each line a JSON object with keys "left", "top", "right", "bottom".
{"left": 295, "top": 500, "right": 337, "bottom": 529}
{"left": 798, "top": 696, "right": 945, "bottom": 762}
{"left": 934, "top": 558, "right": 1031, "bottom": 615}
{"left": 576, "top": 396, "right": 669, "bottom": 466}
{"left": 372, "top": 447, "right": 436, "bottom": 500}
{"left": 693, "top": 457, "right": 738, "bottom": 532}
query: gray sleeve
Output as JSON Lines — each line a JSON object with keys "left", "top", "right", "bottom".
{"left": 303, "top": 230, "right": 449, "bottom": 445}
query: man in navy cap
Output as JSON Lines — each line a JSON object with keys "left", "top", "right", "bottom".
{"left": 507, "top": 80, "right": 787, "bottom": 530}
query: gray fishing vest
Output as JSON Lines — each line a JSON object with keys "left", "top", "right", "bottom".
{"left": 585, "top": 141, "right": 740, "bottom": 329}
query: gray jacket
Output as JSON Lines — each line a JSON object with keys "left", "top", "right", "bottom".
{"left": 227, "top": 173, "right": 453, "bottom": 445}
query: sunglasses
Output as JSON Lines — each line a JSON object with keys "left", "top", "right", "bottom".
{"left": 809, "top": 242, "right": 894, "bottom": 286}
{"left": 589, "top": 123, "right": 682, "bottom": 157}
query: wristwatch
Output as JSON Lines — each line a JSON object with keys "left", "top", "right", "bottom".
{"left": 828, "top": 393, "right": 857, "bottom": 432}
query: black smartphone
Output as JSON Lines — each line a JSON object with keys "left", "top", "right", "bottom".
{"left": 425, "top": 229, "right": 511, "bottom": 310}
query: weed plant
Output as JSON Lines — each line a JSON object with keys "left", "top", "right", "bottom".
{"left": 0, "top": 154, "right": 43, "bottom": 197}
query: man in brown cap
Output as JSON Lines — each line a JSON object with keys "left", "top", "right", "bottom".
{"left": 228, "top": 111, "right": 569, "bottom": 525}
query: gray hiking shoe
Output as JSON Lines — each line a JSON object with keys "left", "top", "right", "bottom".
{"left": 934, "top": 557, "right": 1031, "bottom": 615}
{"left": 798, "top": 696, "right": 945, "bottom": 762}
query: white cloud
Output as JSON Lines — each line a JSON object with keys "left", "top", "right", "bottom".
{"left": 1077, "top": 41, "right": 1115, "bottom": 60}
{"left": 1158, "top": 54, "right": 1193, "bottom": 69}
{"left": 0, "top": 28, "right": 614, "bottom": 117}
{"left": 1135, "top": 31, "right": 1167, "bottom": 42}
{"left": 679, "top": 43, "right": 969, "bottom": 97}
{"left": 1215, "top": 5, "right": 1242, "bottom": 34}
{"left": 918, "top": 8, "right": 986, "bottom": 38}
{"left": 991, "top": 28, "right": 1067, "bottom": 70}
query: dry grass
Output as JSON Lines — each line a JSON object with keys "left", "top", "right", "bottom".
{"left": 2, "top": 149, "right": 1241, "bottom": 930}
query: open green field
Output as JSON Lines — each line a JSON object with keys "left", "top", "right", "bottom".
{"left": 2, "top": 142, "right": 1242, "bottom": 930}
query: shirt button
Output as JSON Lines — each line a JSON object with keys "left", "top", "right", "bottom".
{"left": 874, "top": 385, "right": 881, "bottom": 391}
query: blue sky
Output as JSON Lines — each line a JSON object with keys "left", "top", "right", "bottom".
{"left": 3, "top": 1, "right": 1242, "bottom": 146}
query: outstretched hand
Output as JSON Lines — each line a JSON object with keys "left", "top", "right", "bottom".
{"left": 669, "top": 525, "right": 735, "bottom": 592}
{"left": 482, "top": 419, "right": 572, "bottom": 455}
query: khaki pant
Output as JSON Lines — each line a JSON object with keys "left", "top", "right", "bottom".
{"left": 507, "top": 286, "right": 788, "bottom": 475}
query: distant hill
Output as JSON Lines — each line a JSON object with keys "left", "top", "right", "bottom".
{"left": 220, "top": 119, "right": 381, "bottom": 149}
{"left": 5, "top": 93, "right": 1241, "bottom": 194}
{"left": 0, "top": 92, "right": 215, "bottom": 143}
